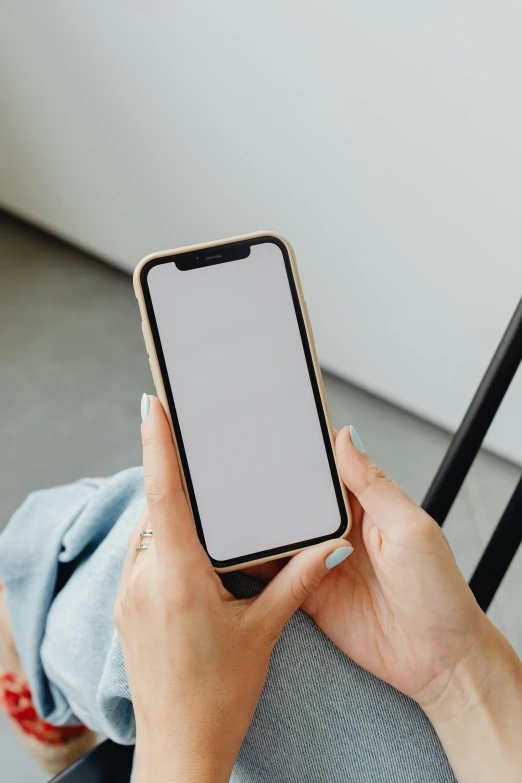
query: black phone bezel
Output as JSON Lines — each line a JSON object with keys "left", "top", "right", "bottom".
{"left": 140, "top": 235, "right": 349, "bottom": 568}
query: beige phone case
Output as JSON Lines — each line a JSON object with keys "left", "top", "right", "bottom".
{"left": 133, "top": 231, "right": 352, "bottom": 572}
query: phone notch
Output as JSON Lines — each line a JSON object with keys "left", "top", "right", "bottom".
{"left": 175, "top": 242, "right": 251, "bottom": 271}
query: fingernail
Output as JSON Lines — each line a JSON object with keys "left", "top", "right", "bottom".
{"left": 325, "top": 546, "right": 354, "bottom": 570}
{"left": 141, "top": 393, "right": 150, "bottom": 422}
{"left": 349, "top": 425, "right": 365, "bottom": 453}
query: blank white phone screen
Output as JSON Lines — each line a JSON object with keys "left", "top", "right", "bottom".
{"left": 146, "top": 241, "right": 342, "bottom": 562}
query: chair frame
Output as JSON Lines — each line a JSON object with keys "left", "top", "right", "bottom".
{"left": 51, "top": 295, "right": 522, "bottom": 782}
{"left": 422, "top": 295, "right": 522, "bottom": 612}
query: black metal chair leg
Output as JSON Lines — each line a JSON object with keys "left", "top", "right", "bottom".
{"left": 468, "top": 472, "right": 522, "bottom": 613}
{"left": 422, "top": 296, "right": 522, "bottom": 527}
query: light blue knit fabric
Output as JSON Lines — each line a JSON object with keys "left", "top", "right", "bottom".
{"left": 0, "top": 469, "right": 455, "bottom": 782}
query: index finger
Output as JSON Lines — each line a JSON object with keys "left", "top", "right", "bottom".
{"left": 141, "top": 394, "right": 200, "bottom": 556}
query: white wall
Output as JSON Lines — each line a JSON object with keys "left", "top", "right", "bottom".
{"left": 1, "top": 1, "right": 521, "bottom": 462}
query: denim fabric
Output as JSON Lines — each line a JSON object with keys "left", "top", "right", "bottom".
{"left": 0, "top": 469, "right": 455, "bottom": 782}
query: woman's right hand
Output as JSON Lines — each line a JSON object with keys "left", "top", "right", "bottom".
{"left": 302, "top": 425, "right": 522, "bottom": 783}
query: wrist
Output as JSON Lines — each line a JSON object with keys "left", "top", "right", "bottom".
{"left": 134, "top": 747, "right": 230, "bottom": 783}
{"left": 423, "top": 619, "right": 522, "bottom": 782}
{"left": 420, "top": 615, "right": 512, "bottom": 725}
{"left": 133, "top": 726, "right": 234, "bottom": 783}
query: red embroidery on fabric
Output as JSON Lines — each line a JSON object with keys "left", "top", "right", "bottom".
{"left": 0, "top": 672, "right": 88, "bottom": 745}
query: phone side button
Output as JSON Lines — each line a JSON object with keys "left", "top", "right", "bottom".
{"left": 141, "top": 322, "right": 150, "bottom": 357}
{"left": 148, "top": 357, "right": 156, "bottom": 388}
{"left": 303, "top": 300, "right": 317, "bottom": 349}
{"left": 148, "top": 358, "right": 161, "bottom": 392}
{"left": 302, "top": 298, "right": 313, "bottom": 334}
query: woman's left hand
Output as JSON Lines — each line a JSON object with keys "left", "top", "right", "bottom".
{"left": 114, "top": 395, "right": 352, "bottom": 783}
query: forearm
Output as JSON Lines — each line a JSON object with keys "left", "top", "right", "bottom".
{"left": 425, "top": 624, "right": 522, "bottom": 783}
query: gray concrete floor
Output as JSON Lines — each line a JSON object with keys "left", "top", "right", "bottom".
{"left": 1, "top": 209, "right": 521, "bottom": 780}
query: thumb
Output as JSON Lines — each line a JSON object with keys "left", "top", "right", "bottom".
{"left": 336, "top": 425, "right": 432, "bottom": 535}
{"left": 250, "top": 541, "right": 353, "bottom": 639}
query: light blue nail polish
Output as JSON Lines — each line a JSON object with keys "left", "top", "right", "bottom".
{"left": 141, "top": 393, "right": 150, "bottom": 422}
{"left": 349, "top": 425, "right": 365, "bottom": 453}
{"left": 325, "top": 546, "right": 354, "bottom": 570}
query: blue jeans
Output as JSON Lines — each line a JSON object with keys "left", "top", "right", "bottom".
{"left": 0, "top": 469, "right": 455, "bottom": 782}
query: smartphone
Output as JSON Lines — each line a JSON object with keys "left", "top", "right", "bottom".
{"left": 134, "top": 232, "right": 351, "bottom": 572}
